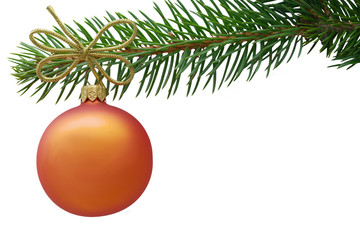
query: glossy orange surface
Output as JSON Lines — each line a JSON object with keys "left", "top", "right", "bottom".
{"left": 37, "top": 100, "right": 152, "bottom": 217}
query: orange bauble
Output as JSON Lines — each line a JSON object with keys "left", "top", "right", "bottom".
{"left": 37, "top": 96, "right": 152, "bottom": 217}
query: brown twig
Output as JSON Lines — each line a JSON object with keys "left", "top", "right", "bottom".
{"left": 117, "top": 29, "right": 302, "bottom": 56}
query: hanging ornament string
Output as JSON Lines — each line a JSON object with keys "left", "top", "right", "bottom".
{"left": 29, "top": 6, "right": 137, "bottom": 86}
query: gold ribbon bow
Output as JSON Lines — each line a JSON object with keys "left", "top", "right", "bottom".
{"left": 30, "top": 6, "right": 137, "bottom": 86}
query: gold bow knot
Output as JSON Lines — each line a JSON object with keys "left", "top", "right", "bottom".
{"left": 30, "top": 6, "right": 137, "bottom": 86}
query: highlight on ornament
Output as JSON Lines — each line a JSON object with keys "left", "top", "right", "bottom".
{"left": 34, "top": 6, "right": 152, "bottom": 217}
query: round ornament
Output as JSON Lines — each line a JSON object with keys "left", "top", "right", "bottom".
{"left": 37, "top": 85, "right": 152, "bottom": 217}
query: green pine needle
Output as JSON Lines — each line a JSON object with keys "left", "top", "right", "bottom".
{"left": 9, "top": 0, "right": 360, "bottom": 102}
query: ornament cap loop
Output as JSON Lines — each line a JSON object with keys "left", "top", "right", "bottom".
{"left": 81, "top": 85, "right": 107, "bottom": 102}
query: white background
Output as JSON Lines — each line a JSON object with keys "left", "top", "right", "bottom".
{"left": 1, "top": 1, "right": 360, "bottom": 239}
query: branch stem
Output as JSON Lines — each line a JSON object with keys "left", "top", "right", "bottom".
{"left": 120, "top": 29, "right": 302, "bottom": 56}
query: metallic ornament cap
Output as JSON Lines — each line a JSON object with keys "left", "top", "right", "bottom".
{"left": 81, "top": 85, "right": 107, "bottom": 102}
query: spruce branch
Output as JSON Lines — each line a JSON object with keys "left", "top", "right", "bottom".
{"left": 9, "top": 0, "right": 360, "bottom": 102}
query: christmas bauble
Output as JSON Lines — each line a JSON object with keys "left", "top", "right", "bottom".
{"left": 37, "top": 86, "right": 152, "bottom": 217}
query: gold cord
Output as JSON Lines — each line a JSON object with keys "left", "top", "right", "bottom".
{"left": 30, "top": 6, "right": 137, "bottom": 86}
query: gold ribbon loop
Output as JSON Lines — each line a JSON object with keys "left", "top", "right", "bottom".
{"left": 30, "top": 29, "right": 79, "bottom": 53}
{"left": 30, "top": 6, "right": 137, "bottom": 86}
